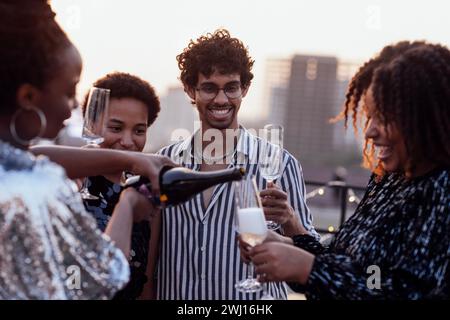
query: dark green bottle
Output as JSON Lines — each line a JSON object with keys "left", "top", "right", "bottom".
{"left": 124, "top": 166, "right": 245, "bottom": 207}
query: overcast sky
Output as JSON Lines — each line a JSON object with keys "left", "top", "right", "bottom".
{"left": 52, "top": 0, "right": 450, "bottom": 118}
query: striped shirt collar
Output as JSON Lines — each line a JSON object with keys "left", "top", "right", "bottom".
{"left": 175, "top": 125, "right": 256, "bottom": 166}
{"left": 157, "top": 124, "right": 314, "bottom": 299}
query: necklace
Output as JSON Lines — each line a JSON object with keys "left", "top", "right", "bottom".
{"left": 193, "top": 142, "right": 235, "bottom": 163}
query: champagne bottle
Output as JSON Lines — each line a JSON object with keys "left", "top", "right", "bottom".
{"left": 123, "top": 166, "right": 246, "bottom": 207}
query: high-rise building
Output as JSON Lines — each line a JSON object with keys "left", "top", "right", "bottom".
{"left": 145, "top": 86, "right": 198, "bottom": 152}
{"left": 284, "top": 55, "right": 338, "bottom": 164}
{"left": 264, "top": 55, "right": 362, "bottom": 165}
{"left": 264, "top": 58, "right": 292, "bottom": 125}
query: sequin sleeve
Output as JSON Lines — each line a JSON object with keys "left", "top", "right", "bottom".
{"left": 0, "top": 156, "right": 130, "bottom": 300}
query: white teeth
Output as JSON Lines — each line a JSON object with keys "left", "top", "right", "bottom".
{"left": 212, "top": 109, "right": 230, "bottom": 115}
{"left": 375, "top": 145, "right": 391, "bottom": 158}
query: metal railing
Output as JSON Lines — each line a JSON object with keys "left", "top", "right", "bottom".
{"left": 304, "top": 180, "right": 366, "bottom": 234}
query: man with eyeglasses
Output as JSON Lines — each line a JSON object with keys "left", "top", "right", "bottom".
{"left": 156, "top": 29, "right": 318, "bottom": 300}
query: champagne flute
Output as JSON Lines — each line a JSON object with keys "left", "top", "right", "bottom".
{"left": 260, "top": 124, "right": 283, "bottom": 230}
{"left": 235, "top": 177, "right": 268, "bottom": 293}
{"left": 79, "top": 87, "right": 110, "bottom": 200}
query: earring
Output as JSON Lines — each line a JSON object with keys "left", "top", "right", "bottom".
{"left": 9, "top": 106, "right": 47, "bottom": 146}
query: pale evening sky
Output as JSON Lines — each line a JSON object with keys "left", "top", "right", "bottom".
{"left": 52, "top": 0, "right": 450, "bottom": 119}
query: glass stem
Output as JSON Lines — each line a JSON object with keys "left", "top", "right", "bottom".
{"left": 248, "top": 262, "right": 255, "bottom": 280}
{"left": 264, "top": 281, "right": 269, "bottom": 294}
{"left": 80, "top": 177, "right": 88, "bottom": 193}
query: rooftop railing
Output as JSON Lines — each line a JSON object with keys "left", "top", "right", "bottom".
{"left": 304, "top": 180, "right": 367, "bottom": 234}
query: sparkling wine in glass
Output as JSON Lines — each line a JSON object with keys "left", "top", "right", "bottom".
{"left": 235, "top": 177, "right": 268, "bottom": 293}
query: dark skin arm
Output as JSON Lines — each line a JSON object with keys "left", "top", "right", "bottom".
{"left": 105, "top": 188, "right": 156, "bottom": 257}
{"left": 238, "top": 230, "right": 294, "bottom": 263}
{"left": 139, "top": 211, "right": 162, "bottom": 300}
{"left": 250, "top": 242, "right": 315, "bottom": 285}
{"left": 30, "top": 145, "right": 176, "bottom": 196}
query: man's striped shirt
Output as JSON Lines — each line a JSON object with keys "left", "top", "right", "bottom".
{"left": 157, "top": 127, "right": 318, "bottom": 300}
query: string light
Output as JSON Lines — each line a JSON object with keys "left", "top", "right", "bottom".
{"left": 305, "top": 181, "right": 363, "bottom": 234}
{"left": 347, "top": 189, "right": 361, "bottom": 203}
{"left": 305, "top": 182, "right": 361, "bottom": 204}
{"left": 305, "top": 187, "right": 325, "bottom": 200}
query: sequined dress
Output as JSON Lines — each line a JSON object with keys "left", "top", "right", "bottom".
{"left": 291, "top": 167, "right": 449, "bottom": 299}
{"left": 0, "top": 140, "right": 130, "bottom": 299}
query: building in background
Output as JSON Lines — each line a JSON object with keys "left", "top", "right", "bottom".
{"left": 285, "top": 55, "right": 338, "bottom": 164}
{"left": 263, "top": 54, "right": 369, "bottom": 186}
{"left": 263, "top": 58, "right": 291, "bottom": 125}
{"left": 264, "top": 54, "right": 362, "bottom": 167}
{"left": 145, "top": 86, "right": 198, "bottom": 152}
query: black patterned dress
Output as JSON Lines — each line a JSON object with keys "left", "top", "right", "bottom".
{"left": 83, "top": 175, "right": 151, "bottom": 300}
{"left": 290, "top": 167, "right": 449, "bottom": 299}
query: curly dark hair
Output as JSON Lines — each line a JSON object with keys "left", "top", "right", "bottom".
{"left": 81, "top": 72, "right": 160, "bottom": 127}
{"left": 338, "top": 41, "right": 450, "bottom": 175}
{"left": 0, "top": 0, "right": 73, "bottom": 115}
{"left": 176, "top": 29, "right": 255, "bottom": 90}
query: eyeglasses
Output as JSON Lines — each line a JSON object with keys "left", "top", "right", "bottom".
{"left": 195, "top": 82, "right": 243, "bottom": 101}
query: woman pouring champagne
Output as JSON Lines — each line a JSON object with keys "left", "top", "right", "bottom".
{"left": 0, "top": 0, "right": 177, "bottom": 299}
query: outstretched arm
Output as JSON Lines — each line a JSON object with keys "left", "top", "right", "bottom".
{"left": 31, "top": 145, "right": 175, "bottom": 196}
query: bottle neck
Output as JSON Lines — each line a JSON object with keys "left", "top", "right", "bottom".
{"left": 161, "top": 167, "right": 245, "bottom": 192}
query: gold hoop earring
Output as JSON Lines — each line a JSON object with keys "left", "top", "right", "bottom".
{"left": 9, "top": 106, "right": 47, "bottom": 145}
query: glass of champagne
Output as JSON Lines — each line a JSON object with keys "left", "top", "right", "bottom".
{"left": 235, "top": 176, "right": 268, "bottom": 293}
{"left": 260, "top": 124, "right": 283, "bottom": 230}
{"left": 79, "top": 87, "right": 110, "bottom": 200}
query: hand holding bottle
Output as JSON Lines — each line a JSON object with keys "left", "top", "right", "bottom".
{"left": 29, "top": 146, "right": 177, "bottom": 196}
{"left": 123, "top": 166, "right": 245, "bottom": 207}
{"left": 126, "top": 153, "right": 178, "bottom": 198}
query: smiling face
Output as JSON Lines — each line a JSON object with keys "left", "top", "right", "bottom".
{"left": 100, "top": 97, "right": 148, "bottom": 152}
{"left": 187, "top": 70, "right": 248, "bottom": 131}
{"left": 364, "top": 86, "right": 409, "bottom": 174}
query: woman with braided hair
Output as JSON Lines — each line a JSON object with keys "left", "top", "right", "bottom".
{"left": 0, "top": 0, "right": 174, "bottom": 299}
{"left": 240, "top": 41, "right": 450, "bottom": 299}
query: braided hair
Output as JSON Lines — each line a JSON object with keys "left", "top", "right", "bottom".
{"left": 339, "top": 41, "right": 450, "bottom": 175}
{"left": 0, "top": 0, "right": 73, "bottom": 115}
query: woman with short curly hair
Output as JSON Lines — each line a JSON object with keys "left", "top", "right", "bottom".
{"left": 80, "top": 72, "right": 161, "bottom": 300}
